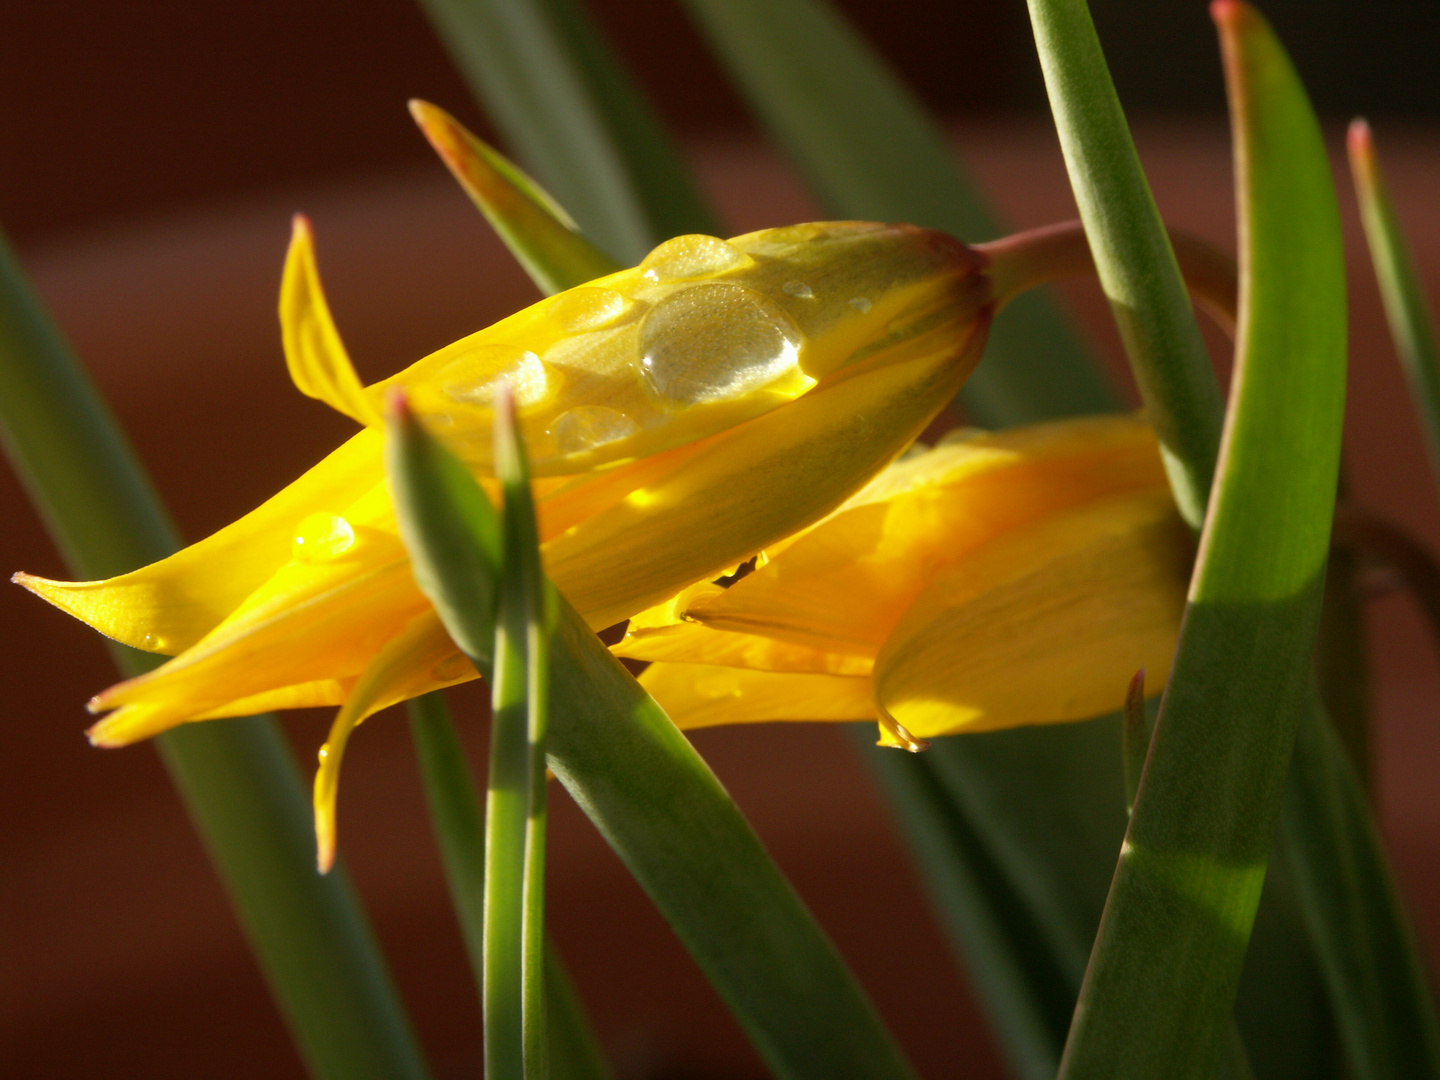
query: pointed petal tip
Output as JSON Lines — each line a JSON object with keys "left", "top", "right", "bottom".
{"left": 384, "top": 384, "right": 412, "bottom": 422}
{"left": 1209, "top": 0, "right": 1247, "bottom": 25}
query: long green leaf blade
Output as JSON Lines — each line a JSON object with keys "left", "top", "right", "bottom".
{"left": 1025, "top": 0, "right": 1225, "bottom": 526}
{"left": 485, "top": 390, "right": 554, "bottom": 1080}
{"left": 415, "top": 0, "right": 717, "bottom": 262}
{"left": 1058, "top": 3, "right": 1347, "bottom": 1075}
{"left": 385, "top": 403, "right": 916, "bottom": 1080}
{"left": 678, "top": 0, "right": 1117, "bottom": 426}
{"left": 0, "top": 231, "right": 429, "bottom": 1080}
{"left": 409, "top": 691, "right": 614, "bottom": 1080}
{"left": 1348, "top": 119, "right": 1440, "bottom": 492}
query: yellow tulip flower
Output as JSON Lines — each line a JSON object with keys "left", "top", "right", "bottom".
{"left": 15, "top": 217, "right": 992, "bottom": 762}
{"left": 615, "top": 414, "right": 1194, "bottom": 750}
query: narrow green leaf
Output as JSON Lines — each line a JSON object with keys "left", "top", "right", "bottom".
{"left": 409, "top": 690, "right": 614, "bottom": 1080}
{"left": 385, "top": 405, "right": 915, "bottom": 1080}
{"left": 1025, "top": 0, "right": 1225, "bottom": 526}
{"left": 677, "top": 0, "right": 1116, "bottom": 426}
{"left": 414, "top": 0, "right": 717, "bottom": 262}
{"left": 410, "top": 100, "right": 622, "bottom": 295}
{"left": 0, "top": 231, "right": 429, "bottom": 1080}
{"left": 485, "top": 389, "right": 554, "bottom": 1080}
{"left": 1349, "top": 119, "right": 1440, "bottom": 492}
{"left": 1057, "top": 3, "right": 1347, "bottom": 1076}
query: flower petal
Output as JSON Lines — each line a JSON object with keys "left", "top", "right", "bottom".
{"left": 873, "top": 488, "right": 1191, "bottom": 737}
{"left": 14, "top": 430, "right": 384, "bottom": 653}
{"left": 688, "top": 414, "right": 1167, "bottom": 654}
{"left": 616, "top": 581, "right": 870, "bottom": 675}
{"left": 281, "top": 216, "right": 383, "bottom": 428}
{"left": 380, "top": 221, "right": 985, "bottom": 478}
{"left": 639, "top": 661, "right": 875, "bottom": 730}
{"left": 312, "top": 608, "right": 471, "bottom": 872}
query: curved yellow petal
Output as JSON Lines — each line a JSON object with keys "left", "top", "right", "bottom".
{"left": 688, "top": 414, "right": 1167, "bottom": 654}
{"left": 547, "top": 306, "right": 991, "bottom": 630}
{"left": 873, "top": 489, "right": 1192, "bottom": 737}
{"left": 14, "top": 430, "right": 384, "bottom": 654}
{"left": 86, "top": 529, "right": 427, "bottom": 738}
{"left": 313, "top": 608, "right": 470, "bottom": 872}
{"left": 281, "top": 216, "right": 382, "bottom": 428}
{"left": 639, "top": 661, "right": 874, "bottom": 731}
{"left": 193, "top": 680, "right": 351, "bottom": 719}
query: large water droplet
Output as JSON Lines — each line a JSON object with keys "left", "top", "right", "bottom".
{"left": 141, "top": 631, "right": 169, "bottom": 652}
{"left": 441, "top": 346, "right": 548, "bottom": 408}
{"left": 550, "top": 405, "right": 639, "bottom": 454}
{"left": 782, "top": 280, "right": 814, "bottom": 299}
{"left": 639, "top": 283, "right": 805, "bottom": 406}
{"left": 292, "top": 512, "right": 356, "bottom": 563}
{"left": 548, "top": 287, "right": 633, "bottom": 332}
{"left": 640, "top": 235, "right": 753, "bottom": 284}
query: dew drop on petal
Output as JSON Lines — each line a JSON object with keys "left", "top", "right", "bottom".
{"left": 441, "top": 346, "right": 549, "bottom": 408}
{"left": 782, "top": 280, "right": 814, "bottom": 299}
{"left": 547, "top": 287, "right": 633, "bottom": 332}
{"left": 848, "top": 296, "right": 873, "bottom": 314}
{"left": 550, "top": 405, "right": 639, "bottom": 454}
{"left": 639, "top": 234, "right": 753, "bottom": 283}
{"left": 431, "top": 654, "right": 474, "bottom": 682}
{"left": 141, "top": 631, "right": 169, "bottom": 652}
{"left": 317, "top": 743, "right": 330, "bottom": 763}
{"left": 639, "top": 283, "right": 805, "bottom": 406}
{"left": 292, "top": 512, "right": 356, "bottom": 563}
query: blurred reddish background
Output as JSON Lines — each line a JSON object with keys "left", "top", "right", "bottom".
{"left": 3, "top": 3, "right": 1438, "bottom": 1078}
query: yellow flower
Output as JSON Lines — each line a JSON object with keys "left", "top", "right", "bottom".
{"left": 614, "top": 414, "right": 1193, "bottom": 750}
{"left": 15, "top": 218, "right": 991, "bottom": 763}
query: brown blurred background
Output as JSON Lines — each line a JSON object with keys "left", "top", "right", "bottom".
{"left": 3, "top": 2, "right": 1439, "bottom": 1077}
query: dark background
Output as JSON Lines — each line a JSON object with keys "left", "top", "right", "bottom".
{"left": 3, "top": 1, "right": 1437, "bottom": 246}
{"left": 3, "top": 3, "right": 1439, "bottom": 1078}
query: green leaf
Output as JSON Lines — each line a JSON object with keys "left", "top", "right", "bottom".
{"left": 1057, "top": 3, "right": 1347, "bottom": 1076}
{"left": 0, "top": 230, "right": 430, "bottom": 1080}
{"left": 677, "top": 0, "right": 1117, "bottom": 427}
{"left": 415, "top": 0, "right": 717, "bottom": 262}
{"left": 485, "top": 390, "right": 555, "bottom": 1080}
{"left": 1349, "top": 119, "right": 1440, "bottom": 493}
{"left": 410, "top": 690, "right": 613, "bottom": 1080}
{"left": 1025, "top": 0, "right": 1225, "bottom": 528}
{"left": 385, "top": 403, "right": 916, "bottom": 1080}
{"left": 1283, "top": 697, "right": 1440, "bottom": 1079}
{"left": 410, "top": 100, "right": 623, "bottom": 295}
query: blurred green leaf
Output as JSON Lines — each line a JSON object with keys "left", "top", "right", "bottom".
{"left": 1283, "top": 696, "right": 1440, "bottom": 1079}
{"left": 1349, "top": 119, "right": 1440, "bottom": 493}
{"left": 1057, "top": 4, "right": 1347, "bottom": 1075}
{"left": 386, "top": 399, "right": 915, "bottom": 1080}
{"left": 678, "top": 0, "right": 1117, "bottom": 427}
{"left": 410, "top": 100, "right": 623, "bottom": 294}
{"left": 0, "top": 231, "right": 429, "bottom": 1080}
{"left": 415, "top": 0, "right": 717, "bottom": 262}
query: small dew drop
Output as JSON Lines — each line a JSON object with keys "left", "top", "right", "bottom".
{"left": 548, "top": 287, "right": 632, "bottom": 332}
{"left": 639, "top": 283, "right": 805, "bottom": 406}
{"left": 639, "top": 234, "right": 752, "bottom": 284}
{"left": 292, "top": 513, "right": 356, "bottom": 563}
{"left": 431, "top": 654, "right": 474, "bottom": 682}
{"left": 141, "top": 632, "right": 168, "bottom": 652}
{"left": 848, "top": 296, "right": 873, "bottom": 314}
{"left": 550, "top": 405, "right": 639, "bottom": 454}
{"left": 317, "top": 743, "right": 330, "bottom": 763}
{"left": 443, "top": 347, "right": 548, "bottom": 408}
{"left": 782, "top": 280, "right": 814, "bottom": 300}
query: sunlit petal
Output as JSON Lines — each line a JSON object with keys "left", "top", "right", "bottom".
{"left": 639, "top": 661, "right": 874, "bottom": 731}
{"left": 874, "top": 489, "right": 1191, "bottom": 736}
